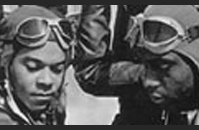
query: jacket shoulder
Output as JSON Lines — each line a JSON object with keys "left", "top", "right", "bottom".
{"left": 0, "top": 108, "right": 18, "bottom": 125}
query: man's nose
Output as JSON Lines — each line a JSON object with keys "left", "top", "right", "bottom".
{"left": 37, "top": 68, "right": 54, "bottom": 91}
{"left": 143, "top": 78, "right": 161, "bottom": 89}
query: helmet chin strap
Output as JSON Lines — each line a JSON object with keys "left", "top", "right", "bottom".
{"left": 3, "top": 79, "right": 32, "bottom": 124}
{"left": 47, "top": 65, "right": 67, "bottom": 125}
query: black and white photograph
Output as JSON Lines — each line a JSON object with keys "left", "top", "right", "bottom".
{"left": 0, "top": 5, "right": 199, "bottom": 125}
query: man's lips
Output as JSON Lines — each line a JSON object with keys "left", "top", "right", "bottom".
{"left": 149, "top": 89, "right": 168, "bottom": 104}
{"left": 146, "top": 86, "right": 165, "bottom": 100}
{"left": 151, "top": 92, "right": 164, "bottom": 99}
{"left": 31, "top": 93, "right": 55, "bottom": 100}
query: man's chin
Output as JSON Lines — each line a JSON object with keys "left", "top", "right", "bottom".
{"left": 150, "top": 95, "right": 166, "bottom": 105}
{"left": 26, "top": 101, "right": 50, "bottom": 112}
{"left": 151, "top": 98, "right": 165, "bottom": 104}
{"left": 27, "top": 105, "right": 48, "bottom": 112}
{"left": 151, "top": 97, "right": 175, "bottom": 110}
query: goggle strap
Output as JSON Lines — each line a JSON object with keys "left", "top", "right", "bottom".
{"left": 125, "top": 17, "right": 138, "bottom": 40}
{"left": 70, "top": 40, "right": 76, "bottom": 60}
{"left": 51, "top": 25, "right": 72, "bottom": 41}
{"left": 52, "top": 28, "right": 70, "bottom": 50}
{"left": 125, "top": 20, "right": 141, "bottom": 48}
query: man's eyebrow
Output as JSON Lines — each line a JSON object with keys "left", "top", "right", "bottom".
{"left": 21, "top": 57, "right": 43, "bottom": 64}
{"left": 22, "top": 57, "right": 66, "bottom": 66}
{"left": 149, "top": 58, "right": 174, "bottom": 65}
{"left": 157, "top": 58, "right": 176, "bottom": 65}
{"left": 53, "top": 60, "right": 66, "bottom": 66}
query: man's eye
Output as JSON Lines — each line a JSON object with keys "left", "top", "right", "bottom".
{"left": 149, "top": 60, "right": 173, "bottom": 71}
{"left": 25, "top": 62, "right": 41, "bottom": 72}
{"left": 51, "top": 64, "right": 65, "bottom": 74}
{"left": 160, "top": 64, "right": 172, "bottom": 70}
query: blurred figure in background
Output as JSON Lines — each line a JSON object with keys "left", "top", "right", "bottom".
{"left": 74, "top": 5, "right": 146, "bottom": 125}
{"left": 74, "top": 5, "right": 199, "bottom": 125}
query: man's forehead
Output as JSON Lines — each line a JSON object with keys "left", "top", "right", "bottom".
{"left": 17, "top": 40, "right": 66, "bottom": 64}
{"left": 154, "top": 52, "right": 186, "bottom": 63}
{"left": 162, "top": 52, "right": 180, "bottom": 61}
{"left": 146, "top": 52, "right": 190, "bottom": 69}
{"left": 22, "top": 56, "right": 65, "bottom": 65}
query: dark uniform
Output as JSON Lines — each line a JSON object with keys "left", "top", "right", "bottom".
{"left": 74, "top": 5, "right": 158, "bottom": 125}
{"left": 74, "top": 5, "right": 199, "bottom": 125}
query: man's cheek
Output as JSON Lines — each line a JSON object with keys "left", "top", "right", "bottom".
{"left": 164, "top": 76, "right": 190, "bottom": 99}
{"left": 16, "top": 77, "right": 34, "bottom": 96}
{"left": 170, "top": 64, "right": 191, "bottom": 81}
{"left": 16, "top": 70, "right": 38, "bottom": 93}
{"left": 18, "top": 69, "right": 34, "bottom": 84}
{"left": 161, "top": 77, "right": 179, "bottom": 98}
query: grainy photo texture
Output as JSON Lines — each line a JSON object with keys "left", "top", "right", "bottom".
{"left": 0, "top": 5, "right": 199, "bottom": 125}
